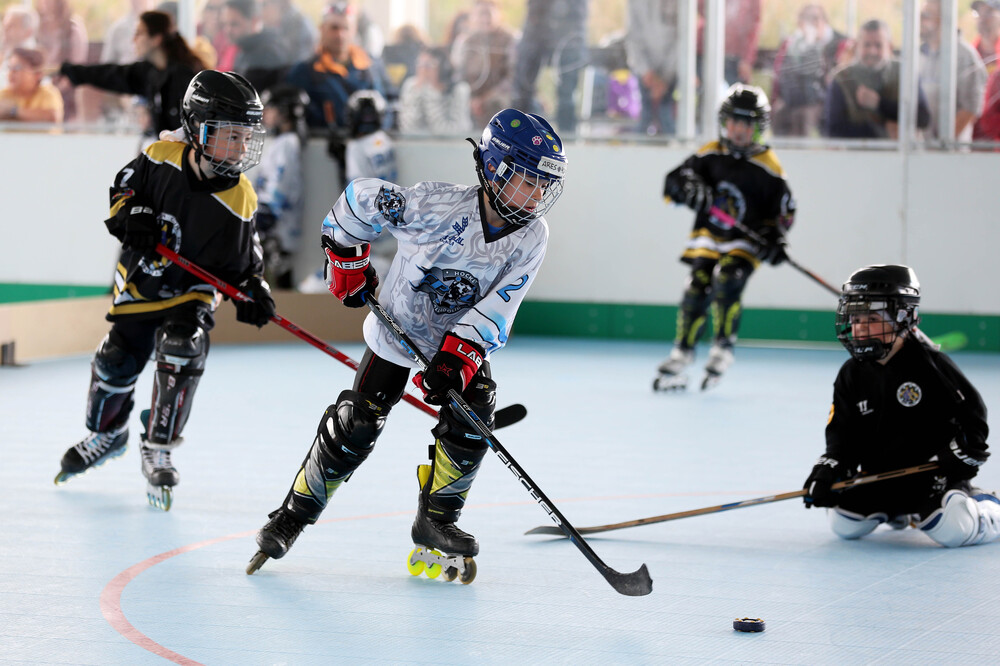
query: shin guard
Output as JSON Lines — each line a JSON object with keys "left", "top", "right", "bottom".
{"left": 918, "top": 490, "right": 1000, "bottom": 547}
{"left": 146, "top": 321, "right": 208, "bottom": 448}
{"left": 284, "top": 390, "right": 389, "bottom": 523}
{"left": 86, "top": 333, "right": 141, "bottom": 433}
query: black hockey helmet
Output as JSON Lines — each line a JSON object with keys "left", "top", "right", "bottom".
{"left": 181, "top": 70, "right": 265, "bottom": 178}
{"left": 835, "top": 264, "right": 921, "bottom": 361}
{"left": 346, "top": 89, "right": 386, "bottom": 138}
{"left": 260, "top": 84, "right": 309, "bottom": 123}
{"left": 718, "top": 83, "right": 770, "bottom": 154}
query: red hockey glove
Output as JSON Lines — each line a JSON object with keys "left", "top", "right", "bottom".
{"left": 415, "top": 333, "right": 485, "bottom": 405}
{"left": 323, "top": 237, "right": 378, "bottom": 308}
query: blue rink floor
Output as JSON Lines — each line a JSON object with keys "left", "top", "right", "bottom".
{"left": 3, "top": 337, "right": 1000, "bottom": 665}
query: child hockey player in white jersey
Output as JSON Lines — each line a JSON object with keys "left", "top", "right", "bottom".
{"left": 248, "top": 108, "right": 568, "bottom": 583}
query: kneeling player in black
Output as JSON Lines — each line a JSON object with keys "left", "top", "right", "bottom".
{"left": 803, "top": 265, "right": 998, "bottom": 547}
{"left": 656, "top": 84, "right": 796, "bottom": 391}
{"left": 55, "top": 70, "right": 276, "bottom": 511}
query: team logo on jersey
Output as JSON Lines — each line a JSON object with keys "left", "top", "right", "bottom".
{"left": 375, "top": 186, "right": 406, "bottom": 225}
{"left": 896, "top": 382, "right": 922, "bottom": 407}
{"left": 411, "top": 266, "right": 480, "bottom": 314}
{"left": 139, "top": 213, "right": 181, "bottom": 277}
{"left": 707, "top": 182, "right": 746, "bottom": 228}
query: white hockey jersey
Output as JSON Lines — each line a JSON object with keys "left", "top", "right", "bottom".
{"left": 322, "top": 177, "right": 548, "bottom": 368}
{"left": 255, "top": 132, "right": 305, "bottom": 252}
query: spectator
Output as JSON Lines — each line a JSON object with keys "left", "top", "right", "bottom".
{"left": 384, "top": 23, "right": 425, "bottom": 89}
{"left": 199, "top": 0, "right": 236, "bottom": 70}
{"left": 0, "top": 46, "right": 63, "bottom": 122}
{"left": 512, "top": 0, "right": 589, "bottom": 135}
{"left": 102, "top": 0, "right": 153, "bottom": 65}
{"left": 450, "top": 0, "right": 516, "bottom": 128}
{"left": 626, "top": 0, "right": 679, "bottom": 136}
{"left": 1, "top": 5, "right": 40, "bottom": 82}
{"left": 58, "top": 11, "right": 204, "bottom": 140}
{"left": 919, "top": 0, "right": 986, "bottom": 141}
{"left": 256, "top": 84, "right": 308, "bottom": 288}
{"left": 222, "top": 0, "right": 291, "bottom": 93}
{"left": 825, "top": 19, "right": 931, "bottom": 139}
{"left": 157, "top": 1, "right": 216, "bottom": 69}
{"left": 285, "top": 1, "right": 390, "bottom": 131}
{"left": 35, "top": 0, "right": 88, "bottom": 121}
{"left": 697, "top": 0, "right": 762, "bottom": 85}
{"left": 398, "top": 45, "right": 471, "bottom": 135}
{"left": 442, "top": 9, "right": 470, "bottom": 54}
{"left": 260, "top": 0, "right": 317, "bottom": 64}
{"left": 972, "top": 0, "right": 1000, "bottom": 74}
{"left": 771, "top": 4, "right": 849, "bottom": 137}
{"left": 973, "top": 64, "right": 1000, "bottom": 140}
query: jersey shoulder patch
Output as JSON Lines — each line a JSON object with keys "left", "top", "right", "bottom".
{"left": 748, "top": 149, "right": 786, "bottom": 179}
{"left": 143, "top": 141, "right": 186, "bottom": 171}
{"left": 212, "top": 176, "right": 258, "bottom": 222}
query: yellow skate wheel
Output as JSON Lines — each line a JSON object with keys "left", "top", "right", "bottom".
{"left": 425, "top": 562, "right": 442, "bottom": 579}
{"left": 406, "top": 549, "right": 425, "bottom": 576}
{"left": 459, "top": 557, "right": 477, "bottom": 584}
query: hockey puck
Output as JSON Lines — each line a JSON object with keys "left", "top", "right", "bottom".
{"left": 733, "top": 617, "right": 765, "bottom": 632}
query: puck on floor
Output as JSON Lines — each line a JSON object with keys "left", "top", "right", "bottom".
{"left": 733, "top": 617, "right": 765, "bottom": 632}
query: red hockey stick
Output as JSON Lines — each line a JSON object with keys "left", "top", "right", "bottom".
{"left": 154, "top": 244, "right": 528, "bottom": 426}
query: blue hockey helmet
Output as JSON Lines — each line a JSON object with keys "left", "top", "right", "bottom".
{"left": 471, "top": 108, "right": 567, "bottom": 226}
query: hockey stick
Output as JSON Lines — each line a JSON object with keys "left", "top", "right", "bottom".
{"left": 365, "top": 294, "right": 653, "bottom": 596}
{"left": 706, "top": 208, "right": 968, "bottom": 351}
{"left": 154, "top": 244, "right": 527, "bottom": 429}
{"left": 708, "top": 205, "right": 840, "bottom": 296}
{"left": 525, "top": 462, "right": 939, "bottom": 537}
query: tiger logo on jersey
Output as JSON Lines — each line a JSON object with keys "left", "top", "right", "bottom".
{"left": 896, "top": 382, "right": 922, "bottom": 407}
{"left": 411, "top": 266, "right": 480, "bottom": 314}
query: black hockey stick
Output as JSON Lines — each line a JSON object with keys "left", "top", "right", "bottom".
{"left": 365, "top": 294, "right": 652, "bottom": 596}
{"left": 709, "top": 206, "right": 840, "bottom": 296}
{"left": 155, "top": 244, "right": 527, "bottom": 429}
{"left": 525, "top": 463, "right": 939, "bottom": 536}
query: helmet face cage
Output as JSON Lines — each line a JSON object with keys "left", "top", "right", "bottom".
{"left": 476, "top": 109, "right": 567, "bottom": 226}
{"left": 197, "top": 120, "right": 266, "bottom": 178}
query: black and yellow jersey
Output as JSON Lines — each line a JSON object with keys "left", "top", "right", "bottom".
{"left": 104, "top": 139, "right": 263, "bottom": 321}
{"left": 664, "top": 140, "right": 795, "bottom": 265}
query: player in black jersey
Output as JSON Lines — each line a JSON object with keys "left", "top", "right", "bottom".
{"left": 54, "top": 70, "right": 276, "bottom": 511}
{"left": 803, "top": 265, "right": 998, "bottom": 547}
{"left": 655, "top": 84, "right": 796, "bottom": 392}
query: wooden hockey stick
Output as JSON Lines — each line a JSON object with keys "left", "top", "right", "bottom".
{"left": 154, "top": 244, "right": 527, "bottom": 428}
{"left": 524, "top": 463, "right": 939, "bottom": 537}
{"left": 366, "top": 294, "right": 652, "bottom": 596}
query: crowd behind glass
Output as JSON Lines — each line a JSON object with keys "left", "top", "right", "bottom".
{"left": 1, "top": 0, "right": 998, "bottom": 148}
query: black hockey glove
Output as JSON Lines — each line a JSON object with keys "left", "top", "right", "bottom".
{"left": 757, "top": 226, "right": 789, "bottom": 266}
{"left": 106, "top": 201, "right": 162, "bottom": 257}
{"left": 234, "top": 276, "right": 276, "bottom": 328}
{"left": 934, "top": 438, "right": 989, "bottom": 481}
{"left": 665, "top": 171, "right": 713, "bottom": 214}
{"left": 803, "top": 456, "right": 847, "bottom": 508}
{"left": 414, "top": 333, "right": 485, "bottom": 406}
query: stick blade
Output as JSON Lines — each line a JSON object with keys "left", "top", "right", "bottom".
{"left": 604, "top": 563, "right": 653, "bottom": 596}
{"left": 525, "top": 524, "right": 568, "bottom": 536}
{"left": 494, "top": 403, "right": 527, "bottom": 429}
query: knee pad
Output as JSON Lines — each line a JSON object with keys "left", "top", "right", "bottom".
{"left": 86, "top": 332, "right": 142, "bottom": 432}
{"left": 434, "top": 375, "right": 496, "bottom": 445}
{"left": 286, "top": 390, "right": 390, "bottom": 520}
{"left": 918, "top": 490, "right": 1000, "bottom": 547}
{"left": 147, "top": 318, "right": 209, "bottom": 446}
{"left": 829, "top": 507, "right": 887, "bottom": 540}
